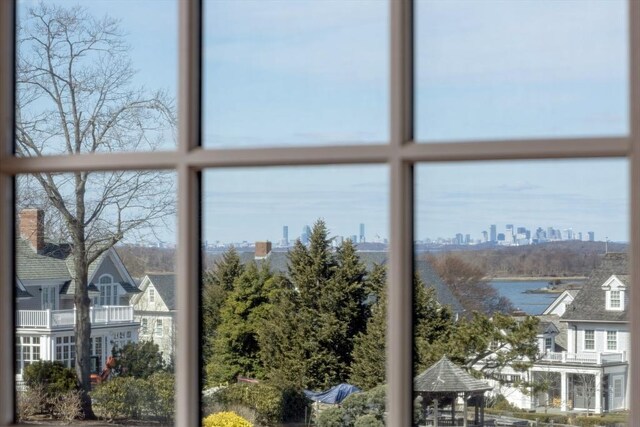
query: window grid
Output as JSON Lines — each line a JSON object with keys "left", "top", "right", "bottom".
{"left": 611, "top": 290, "right": 622, "bottom": 308}
{"left": 0, "top": 0, "right": 638, "bottom": 426}
{"left": 608, "top": 331, "right": 618, "bottom": 351}
{"left": 585, "top": 330, "right": 595, "bottom": 351}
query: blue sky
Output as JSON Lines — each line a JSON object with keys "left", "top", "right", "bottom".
{"left": 18, "top": 0, "right": 630, "bottom": 244}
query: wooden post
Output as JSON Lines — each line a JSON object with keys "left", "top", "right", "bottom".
{"left": 451, "top": 393, "right": 456, "bottom": 422}
{"left": 463, "top": 392, "right": 468, "bottom": 427}
{"left": 434, "top": 398, "right": 439, "bottom": 427}
{"left": 480, "top": 395, "right": 485, "bottom": 426}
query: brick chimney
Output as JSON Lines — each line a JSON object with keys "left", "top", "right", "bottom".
{"left": 19, "top": 209, "right": 45, "bottom": 253}
{"left": 255, "top": 241, "right": 272, "bottom": 259}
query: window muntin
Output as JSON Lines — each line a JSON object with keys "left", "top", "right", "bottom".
{"left": 545, "top": 337, "right": 553, "bottom": 353}
{"left": 15, "top": 336, "right": 40, "bottom": 375}
{"left": 584, "top": 330, "right": 595, "bottom": 351}
{"left": 1, "top": 1, "right": 637, "bottom": 426}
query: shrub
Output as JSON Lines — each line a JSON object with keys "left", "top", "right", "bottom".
{"left": 147, "top": 371, "right": 175, "bottom": 421}
{"left": 16, "top": 385, "right": 46, "bottom": 421}
{"left": 112, "top": 341, "right": 165, "bottom": 378}
{"left": 49, "top": 390, "right": 84, "bottom": 423}
{"left": 215, "top": 383, "right": 308, "bottom": 425}
{"left": 354, "top": 414, "right": 384, "bottom": 427}
{"left": 23, "top": 361, "right": 78, "bottom": 396}
{"left": 316, "top": 406, "right": 346, "bottom": 427}
{"left": 202, "top": 411, "right": 253, "bottom": 427}
{"left": 91, "top": 376, "right": 149, "bottom": 420}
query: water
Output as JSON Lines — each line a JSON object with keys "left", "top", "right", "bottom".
{"left": 489, "top": 280, "right": 559, "bottom": 315}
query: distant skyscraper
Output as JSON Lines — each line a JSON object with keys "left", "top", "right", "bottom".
{"left": 490, "top": 224, "right": 497, "bottom": 243}
{"left": 301, "top": 225, "right": 311, "bottom": 245}
{"left": 282, "top": 225, "right": 289, "bottom": 246}
{"left": 359, "top": 223, "right": 365, "bottom": 243}
{"left": 588, "top": 231, "right": 595, "bottom": 242}
{"left": 482, "top": 231, "right": 488, "bottom": 242}
{"left": 465, "top": 234, "right": 471, "bottom": 244}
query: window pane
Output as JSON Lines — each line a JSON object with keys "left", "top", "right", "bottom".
{"left": 16, "top": 171, "right": 177, "bottom": 424}
{"left": 203, "top": 1, "right": 388, "bottom": 148}
{"left": 415, "top": 0, "right": 628, "bottom": 142}
{"left": 201, "top": 166, "right": 388, "bottom": 425}
{"left": 414, "top": 160, "right": 629, "bottom": 423}
{"left": 16, "top": 0, "right": 177, "bottom": 155}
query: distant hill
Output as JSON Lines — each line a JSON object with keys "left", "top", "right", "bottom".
{"left": 418, "top": 241, "right": 628, "bottom": 278}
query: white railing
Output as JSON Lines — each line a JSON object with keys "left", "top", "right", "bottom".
{"left": 539, "top": 351, "right": 626, "bottom": 364}
{"left": 16, "top": 306, "right": 135, "bottom": 328}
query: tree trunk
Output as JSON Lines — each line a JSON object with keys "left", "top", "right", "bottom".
{"left": 73, "top": 237, "right": 96, "bottom": 419}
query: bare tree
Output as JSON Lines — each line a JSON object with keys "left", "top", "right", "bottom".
{"left": 16, "top": 3, "right": 175, "bottom": 416}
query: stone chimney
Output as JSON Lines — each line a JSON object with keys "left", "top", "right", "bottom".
{"left": 255, "top": 241, "right": 272, "bottom": 259}
{"left": 19, "top": 209, "right": 45, "bottom": 253}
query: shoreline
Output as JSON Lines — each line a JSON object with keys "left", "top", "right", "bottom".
{"left": 489, "top": 276, "right": 587, "bottom": 282}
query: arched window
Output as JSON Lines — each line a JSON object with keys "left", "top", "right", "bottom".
{"left": 97, "top": 274, "right": 118, "bottom": 306}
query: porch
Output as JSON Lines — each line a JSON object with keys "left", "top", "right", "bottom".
{"left": 538, "top": 351, "right": 626, "bottom": 365}
{"left": 16, "top": 306, "right": 135, "bottom": 329}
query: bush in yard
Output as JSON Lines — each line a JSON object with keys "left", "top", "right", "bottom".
{"left": 354, "top": 414, "right": 384, "bottom": 427}
{"left": 147, "top": 371, "right": 175, "bottom": 421}
{"left": 215, "top": 383, "right": 308, "bottom": 425}
{"left": 316, "top": 406, "right": 347, "bottom": 427}
{"left": 112, "top": 341, "right": 166, "bottom": 378}
{"left": 91, "top": 376, "right": 148, "bottom": 420}
{"left": 16, "top": 384, "right": 46, "bottom": 421}
{"left": 49, "top": 390, "right": 84, "bottom": 423}
{"left": 23, "top": 361, "right": 78, "bottom": 396}
{"left": 202, "top": 411, "right": 253, "bottom": 427}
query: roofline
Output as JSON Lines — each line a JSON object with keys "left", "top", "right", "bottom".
{"left": 560, "top": 319, "right": 628, "bottom": 324}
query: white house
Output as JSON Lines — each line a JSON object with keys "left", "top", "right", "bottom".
{"left": 495, "top": 253, "right": 629, "bottom": 414}
{"left": 15, "top": 209, "right": 140, "bottom": 379}
{"left": 130, "top": 273, "right": 176, "bottom": 364}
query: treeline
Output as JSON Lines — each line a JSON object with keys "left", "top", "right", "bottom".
{"left": 421, "top": 241, "right": 627, "bottom": 278}
{"left": 201, "top": 220, "right": 539, "bottom": 392}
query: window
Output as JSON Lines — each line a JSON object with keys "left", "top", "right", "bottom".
{"left": 1, "top": 2, "right": 638, "bottom": 426}
{"left": 98, "top": 275, "right": 118, "bottom": 306}
{"left": 149, "top": 288, "right": 155, "bottom": 303}
{"left": 141, "top": 318, "right": 148, "bottom": 334}
{"left": 584, "top": 330, "right": 595, "bottom": 351}
{"left": 545, "top": 337, "right": 553, "bottom": 353}
{"left": 611, "top": 290, "right": 621, "bottom": 309}
{"left": 608, "top": 331, "right": 618, "bottom": 351}
{"left": 55, "top": 336, "right": 75, "bottom": 369}
{"left": 615, "top": 378, "right": 624, "bottom": 398}
{"left": 15, "top": 336, "right": 40, "bottom": 375}
{"left": 155, "top": 319, "right": 163, "bottom": 337}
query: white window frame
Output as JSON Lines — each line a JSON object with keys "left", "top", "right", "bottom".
{"left": 585, "top": 330, "right": 596, "bottom": 351}
{"left": 609, "top": 289, "right": 623, "bottom": 310}
{"left": 608, "top": 330, "right": 618, "bottom": 351}
{"left": 155, "top": 319, "right": 164, "bottom": 337}
{"left": 149, "top": 287, "right": 155, "bottom": 303}
{"left": 1, "top": 1, "right": 640, "bottom": 425}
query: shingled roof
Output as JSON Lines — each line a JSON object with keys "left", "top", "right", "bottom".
{"left": 146, "top": 273, "right": 176, "bottom": 310}
{"left": 561, "top": 253, "right": 628, "bottom": 323}
{"left": 414, "top": 356, "right": 492, "bottom": 394}
{"left": 214, "top": 249, "right": 464, "bottom": 313}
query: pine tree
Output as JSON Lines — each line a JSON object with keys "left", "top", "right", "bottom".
{"left": 202, "top": 248, "right": 244, "bottom": 362}
{"left": 259, "top": 220, "right": 370, "bottom": 389}
{"left": 206, "top": 262, "right": 275, "bottom": 384}
{"left": 350, "top": 264, "right": 387, "bottom": 390}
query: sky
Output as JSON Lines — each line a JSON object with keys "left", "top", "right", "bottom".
{"left": 17, "top": 0, "right": 630, "bottom": 244}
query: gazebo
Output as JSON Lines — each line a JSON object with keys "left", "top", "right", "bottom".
{"left": 414, "top": 356, "right": 493, "bottom": 427}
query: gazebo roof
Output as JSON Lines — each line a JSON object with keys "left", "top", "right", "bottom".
{"left": 414, "top": 356, "right": 492, "bottom": 394}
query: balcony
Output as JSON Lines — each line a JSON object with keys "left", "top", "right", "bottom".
{"left": 17, "top": 306, "right": 135, "bottom": 329}
{"left": 538, "top": 351, "right": 627, "bottom": 365}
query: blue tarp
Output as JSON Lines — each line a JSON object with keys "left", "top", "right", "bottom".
{"left": 304, "top": 383, "right": 361, "bottom": 404}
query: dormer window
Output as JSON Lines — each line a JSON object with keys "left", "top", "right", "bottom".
{"left": 610, "top": 290, "right": 621, "bottom": 308}
{"left": 603, "top": 275, "right": 626, "bottom": 311}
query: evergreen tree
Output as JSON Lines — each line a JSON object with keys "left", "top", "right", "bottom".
{"left": 350, "top": 264, "right": 387, "bottom": 390}
{"left": 260, "top": 221, "right": 370, "bottom": 389}
{"left": 202, "top": 247, "right": 244, "bottom": 361}
{"left": 206, "top": 262, "right": 275, "bottom": 384}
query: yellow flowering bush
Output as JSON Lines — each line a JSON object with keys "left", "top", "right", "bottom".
{"left": 202, "top": 411, "right": 253, "bottom": 427}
